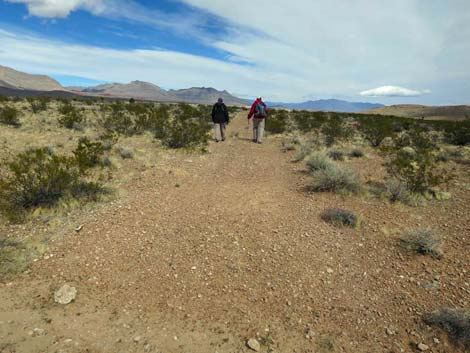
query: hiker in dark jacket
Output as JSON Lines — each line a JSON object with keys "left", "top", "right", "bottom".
{"left": 212, "top": 97, "right": 229, "bottom": 142}
{"left": 247, "top": 97, "right": 268, "bottom": 144}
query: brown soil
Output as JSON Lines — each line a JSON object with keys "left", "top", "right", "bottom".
{"left": 1, "top": 112, "right": 469, "bottom": 353}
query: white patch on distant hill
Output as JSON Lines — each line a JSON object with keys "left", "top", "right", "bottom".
{"left": 360, "top": 86, "right": 430, "bottom": 97}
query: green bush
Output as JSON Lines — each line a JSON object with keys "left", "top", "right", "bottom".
{"left": 292, "top": 110, "right": 327, "bottom": 132}
{"left": 310, "top": 164, "right": 361, "bottom": 194}
{"left": 321, "top": 115, "right": 352, "bottom": 146}
{"left": 266, "top": 110, "right": 289, "bottom": 134}
{"left": 0, "top": 145, "right": 106, "bottom": 223}
{"left": 0, "top": 106, "right": 21, "bottom": 127}
{"left": 443, "top": 119, "right": 470, "bottom": 146}
{"left": 358, "top": 115, "right": 395, "bottom": 147}
{"left": 160, "top": 104, "right": 211, "bottom": 149}
{"left": 28, "top": 97, "right": 49, "bottom": 113}
{"left": 0, "top": 95, "right": 9, "bottom": 102}
{"left": 382, "top": 130, "right": 450, "bottom": 194}
{"left": 58, "top": 102, "right": 84, "bottom": 129}
{"left": 321, "top": 208, "right": 359, "bottom": 228}
{"left": 424, "top": 309, "right": 470, "bottom": 349}
{"left": 73, "top": 137, "right": 105, "bottom": 173}
{"left": 103, "top": 110, "right": 134, "bottom": 135}
{"left": 400, "top": 228, "right": 442, "bottom": 259}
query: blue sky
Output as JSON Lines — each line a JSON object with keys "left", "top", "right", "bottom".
{"left": 0, "top": 0, "right": 469, "bottom": 104}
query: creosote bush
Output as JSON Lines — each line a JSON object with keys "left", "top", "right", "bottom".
{"left": 58, "top": 102, "right": 84, "bottom": 129}
{"left": 73, "top": 137, "right": 105, "bottom": 173}
{"left": 424, "top": 308, "right": 470, "bottom": 349}
{"left": 28, "top": 97, "right": 49, "bottom": 113}
{"left": 266, "top": 109, "right": 289, "bottom": 134}
{"left": 400, "top": 228, "right": 443, "bottom": 259}
{"left": 321, "top": 208, "right": 359, "bottom": 228}
{"left": 310, "top": 164, "right": 361, "bottom": 194}
{"left": 0, "top": 106, "right": 21, "bottom": 127}
{"left": 0, "top": 143, "right": 106, "bottom": 223}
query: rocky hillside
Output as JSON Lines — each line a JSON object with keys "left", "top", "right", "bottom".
{"left": 0, "top": 65, "right": 63, "bottom": 91}
{"left": 71, "top": 82, "right": 248, "bottom": 106}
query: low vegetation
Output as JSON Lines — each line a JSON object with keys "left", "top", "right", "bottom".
{"left": 321, "top": 208, "right": 359, "bottom": 228}
{"left": 0, "top": 143, "right": 107, "bottom": 223}
{"left": 399, "top": 228, "right": 443, "bottom": 259}
{"left": 0, "top": 105, "right": 21, "bottom": 127}
{"left": 424, "top": 308, "right": 470, "bottom": 349}
{"left": 310, "top": 164, "right": 361, "bottom": 194}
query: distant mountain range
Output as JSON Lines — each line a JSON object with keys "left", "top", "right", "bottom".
{"left": 0, "top": 64, "right": 388, "bottom": 111}
{"left": 0, "top": 65, "right": 247, "bottom": 106}
{"left": 270, "top": 99, "right": 384, "bottom": 112}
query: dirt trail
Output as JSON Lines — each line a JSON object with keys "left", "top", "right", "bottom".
{"left": 1, "top": 113, "right": 469, "bottom": 353}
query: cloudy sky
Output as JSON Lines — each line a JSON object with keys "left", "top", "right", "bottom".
{"left": 0, "top": 0, "right": 469, "bottom": 104}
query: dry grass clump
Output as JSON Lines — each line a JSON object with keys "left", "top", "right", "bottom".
{"left": 327, "top": 149, "right": 345, "bottom": 161}
{"left": 424, "top": 308, "right": 470, "bottom": 349}
{"left": 310, "top": 164, "right": 362, "bottom": 194}
{"left": 400, "top": 228, "right": 443, "bottom": 259}
{"left": 293, "top": 143, "right": 313, "bottom": 162}
{"left": 321, "top": 208, "right": 360, "bottom": 228}
{"left": 306, "top": 152, "right": 332, "bottom": 172}
{"left": 117, "top": 147, "right": 134, "bottom": 159}
{"left": 385, "top": 178, "right": 411, "bottom": 204}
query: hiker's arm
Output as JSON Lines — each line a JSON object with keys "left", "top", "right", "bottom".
{"left": 247, "top": 103, "right": 255, "bottom": 119}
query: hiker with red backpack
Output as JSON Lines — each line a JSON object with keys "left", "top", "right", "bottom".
{"left": 212, "top": 97, "right": 230, "bottom": 142}
{"left": 247, "top": 97, "right": 268, "bottom": 144}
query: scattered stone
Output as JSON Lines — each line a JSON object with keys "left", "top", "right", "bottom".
{"left": 133, "top": 336, "right": 142, "bottom": 343}
{"left": 247, "top": 338, "right": 261, "bottom": 352}
{"left": 326, "top": 268, "right": 334, "bottom": 274}
{"left": 433, "top": 337, "right": 440, "bottom": 344}
{"left": 54, "top": 284, "right": 77, "bottom": 305}
{"left": 75, "top": 225, "right": 83, "bottom": 233}
{"left": 144, "top": 343, "right": 154, "bottom": 352}
{"left": 417, "top": 343, "right": 429, "bottom": 351}
{"left": 28, "top": 328, "right": 46, "bottom": 337}
{"left": 386, "top": 328, "right": 395, "bottom": 336}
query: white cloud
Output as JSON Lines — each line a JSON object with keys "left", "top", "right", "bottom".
{"left": 360, "top": 86, "right": 430, "bottom": 97}
{"left": 6, "top": 0, "right": 108, "bottom": 18}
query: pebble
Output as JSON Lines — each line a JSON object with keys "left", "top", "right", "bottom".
{"left": 386, "top": 328, "right": 394, "bottom": 336}
{"left": 326, "top": 268, "right": 334, "bottom": 274}
{"left": 54, "top": 284, "right": 77, "bottom": 305}
{"left": 417, "top": 343, "right": 429, "bottom": 351}
{"left": 247, "top": 338, "right": 261, "bottom": 352}
{"left": 133, "top": 336, "right": 142, "bottom": 343}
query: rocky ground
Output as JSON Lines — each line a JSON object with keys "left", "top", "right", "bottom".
{"left": 0, "top": 112, "right": 469, "bottom": 353}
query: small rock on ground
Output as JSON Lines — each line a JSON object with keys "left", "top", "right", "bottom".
{"left": 54, "top": 284, "right": 77, "bottom": 305}
{"left": 247, "top": 338, "right": 261, "bottom": 352}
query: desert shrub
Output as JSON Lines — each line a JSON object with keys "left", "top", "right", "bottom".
{"left": 385, "top": 178, "right": 411, "bottom": 204}
{"left": 443, "top": 119, "right": 470, "bottom": 146}
{"left": 28, "top": 97, "right": 48, "bottom": 113}
{"left": 266, "top": 110, "right": 289, "bottom": 134}
{"left": 306, "top": 152, "right": 333, "bottom": 172}
{"left": 321, "top": 115, "right": 352, "bottom": 146}
{"left": 321, "top": 208, "right": 359, "bottom": 228}
{"left": 382, "top": 130, "right": 450, "bottom": 194}
{"left": 310, "top": 164, "right": 361, "bottom": 194}
{"left": 103, "top": 109, "right": 134, "bottom": 135}
{"left": 73, "top": 137, "right": 105, "bottom": 173}
{"left": 99, "top": 132, "right": 119, "bottom": 151}
{"left": 293, "top": 143, "right": 313, "bottom": 162}
{"left": 327, "top": 149, "right": 345, "bottom": 161}
{"left": 129, "top": 98, "right": 136, "bottom": 104}
{"left": 0, "top": 148, "right": 79, "bottom": 222}
{"left": 58, "top": 102, "right": 84, "bottom": 129}
{"left": 400, "top": 228, "right": 443, "bottom": 259}
{"left": 424, "top": 308, "right": 470, "bottom": 349}
{"left": 160, "top": 105, "right": 211, "bottom": 149}
{"left": 0, "top": 145, "right": 106, "bottom": 222}
{"left": 135, "top": 105, "right": 170, "bottom": 137}
{"left": 349, "top": 148, "right": 364, "bottom": 158}
{"left": 0, "top": 106, "right": 21, "bottom": 127}
{"left": 0, "top": 95, "right": 9, "bottom": 102}
{"left": 117, "top": 147, "right": 134, "bottom": 159}
{"left": 358, "top": 115, "right": 395, "bottom": 147}
{"left": 282, "top": 141, "right": 296, "bottom": 151}
{"left": 293, "top": 110, "right": 327, "bottom": 132}
{"left": 436, "top": 150, "right": 450, "bottom": 162}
